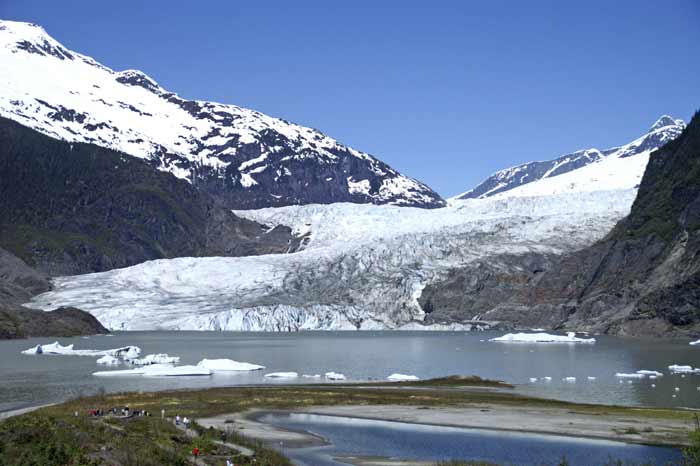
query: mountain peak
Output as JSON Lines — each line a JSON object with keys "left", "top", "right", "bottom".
{"left": 0, "top": 19, "right": 75, "bottom": 61}
{"left": 649, "top": 115, "right": 682, "bottom": 132}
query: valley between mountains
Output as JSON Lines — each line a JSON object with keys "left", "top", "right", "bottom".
{"left": 0, "top": 19, "right": 698, "bottom": 337}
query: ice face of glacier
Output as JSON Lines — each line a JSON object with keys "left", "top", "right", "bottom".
{"left": 27, "top": 190, "right": 636, "bottom": 331}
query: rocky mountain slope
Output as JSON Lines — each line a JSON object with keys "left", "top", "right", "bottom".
{"left": 0, "top": 116, "right": 298, "bottom": 276}
{"left": 0, "top": 20, "right": 443, "bottom": 209}
{"left": 455, "top": 116, "right": 685, "bottom": 200}
{"left": 0, "top": 247, "right": 107, "bottom": 339}
{"left": 423, "top": 112, "right": 700, "bottom": 336}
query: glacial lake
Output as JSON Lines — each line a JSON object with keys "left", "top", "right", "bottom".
{"left": 1, "top": 331, "right": 699, "bottom": 413}
{"left": 265, "top": 413, "right": 683, "bottom": 466}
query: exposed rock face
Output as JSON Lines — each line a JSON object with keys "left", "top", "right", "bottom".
{"left": 0, "top": 247, "right": 49, "bottom": 304}
{"left": 0, "top": 305, "right": 108, "bottom": 339}
{"left": 422, "top": 112, "right": 700, "bottom": 336}
{"left": 0, "top": 20, "right": 444, "bottom": 209}
{"left": 0, "top": 248, "right": 107, "bottom": 339}
{"left": 0, "top": 116, "right": 298, "bottom": 276}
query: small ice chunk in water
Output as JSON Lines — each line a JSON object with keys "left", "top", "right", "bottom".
{"left": 563, "top": 377, "right": 576, "bottom": 383}
{"left": 543, "top": 376, "right": 552, "bottom": 382}
{"left": 325, "top": 372, "right": 347, "bottom": 380}
{"left": 490, "top": 332, "right": 595, "bottom": 344}
{"left": 669, "top": 364, "right": 700, "bottom": 374}
{"left": 196, "top": 359, "right": 265, "bottom": 372}
{"left": 130, "top": 354, "right": 180, "bottom": 366}
{"left": 302, "top": 374, "right": 321, "bottom": 378}
{"left": 615, "top": 373, "right": 645, "bottom": 379}
{"left": 675, "top": 387, "right": 680, "bottom": 392}
{"left": 587, "top": 376, "right": 596, "bottom": 381}
{"left": 96, "top": 355, "right": 120, "bottom": 365}
{"left": 651, "top": 384, "right": 656, "bottom": 388}
{"left": 264, "top": 372, "right": 298, "bottom": 378}
{"left": 690, "top": 339, "right": 700, "bottom": 346}
{"left": 387, "top": 373, "right": 420, "bottom": 382}
{"left": 529, "top": 377, "right": 537, "bottom": 383}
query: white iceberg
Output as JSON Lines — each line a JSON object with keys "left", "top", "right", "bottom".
{"left": 96, "top": 355, "right": 120, "bottom": 365}
{"left": 529, "top": 377, "right": 538, "bottom": 383}
{"left": 264, "top": 372, "right": 298, "bottom": 378}
{"left": 636, "top": 370, "right": 663, "bottom": 377}
{"left": 196, "top": 358, "right": 265, "bottom": 372}
{"left": 563, "top": 377, "right": 576, "bottom": 383}
{"left": 387, "top": 373, "right": 420, "bottom": 382}
{"left": 615, "top": 373, "right": 645, "bottom": 379}
{"left": 543, "top": 376, "right": 552, "bottom": 382}
{"left": 21, "top": 341, "right": 141, "bottom": 358}
{"left": 690, "top": 339, "right": 700, "bottom": 346}
{"left": 325, "top": 371, "right": 346, "bottom": 380}
{"left": 128, "top": 353, "right": 180, "bottom": 366}
{"left": 302, "top": 374, "right": 321, "bottom": 378}
{"left": 669, "top": 364, "right": 700, "bottom": 374}
{"left": 489, "top": 332, "right": 595, "bottom": 344}
{"left": 94, "top": 364, "right": 211, "bottom": 377}
{"left": 587, "top": 376, "right": 597, "bottom": 381}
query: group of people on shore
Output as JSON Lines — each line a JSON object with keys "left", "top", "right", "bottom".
{"left": 83, "top": 406, "right": 152, "bottom": 418}
{"left": 174, "top": 414, "right": 192, "bottom": 429}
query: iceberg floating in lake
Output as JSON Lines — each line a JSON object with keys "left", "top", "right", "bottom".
{"left": 587, "top": 376, "right": 596, "bottom": 381}
{"left": 690, "top": 339, "right": 700, "bottom": 346}
{"left": 387, "top": 373, "right": 420, "bottom": 382}
{"left": 325, "top": 371, "right": 346, "bottom": 380}
{"left": 197, "top": 358, "right": 265, "bottom": 372}
{"left": 636, "top": 370, "right": 663, "bottom": 377}
{"left": 302, "top": 374, "right": 321, "bottom": 378}
{"left": 563, "top": 377, "right": 576, "bottom": 383}
{"left": 128, "top": 353, "right": 180, "bottom": 366}
{"left": 489, "top": 332, "right": 595, "bottom": 344}
{"left": 669, "top": 364, "right": 700, "bottom": 374}
{"left": 22, "top": 341, "right": 141, "bottom": 358}
{"left": 96, "top": 355, "right": 120, "bottom": 365}
{"left": 264, "top": 372, "right": 298, "bottom": 378}
{"left": 615, "top": 373, "right": 645, "bottom": 379}
{"left": 94, "top": 364, "right": 211, "bottom": 377}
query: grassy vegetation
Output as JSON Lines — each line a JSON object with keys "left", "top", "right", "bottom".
{"left": 374, "top": 375, "right": 513, "bottom": 388}
{"left": 0, "top": 382, "right": 695, "bottom": 466}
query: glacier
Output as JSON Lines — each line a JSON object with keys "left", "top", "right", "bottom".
{"left": 27, "top": 189, "right": 636, "bottom": 331}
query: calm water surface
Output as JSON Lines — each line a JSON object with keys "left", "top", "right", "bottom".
{"left": 1, "top": 331, "right": 699, "bottom": 413}
{"left": 265, "top": 413, "right": 682, "bottom": 466}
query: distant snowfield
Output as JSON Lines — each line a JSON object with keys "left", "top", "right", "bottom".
{"left": 28, "top": 189, "right": 636, "bottom": 331}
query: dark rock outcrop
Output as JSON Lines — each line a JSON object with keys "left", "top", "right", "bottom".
{"left": 422, "top": 111, "right": 700, "bottom": 337}
{"left": 0, "top": 304, "right": 108, "bottom": 339}
{"left": 0, "top": 117, "right": 298, "bottom": 276}
{"left": 0, "top": 247, "right": 107, "bottom": 339}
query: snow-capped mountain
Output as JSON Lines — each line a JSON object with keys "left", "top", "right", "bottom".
{"left": 454, "top": 116, "right": 685, "bottom": 200}
{"left": 0, "top": 20, "right": 444, "bottom": 209}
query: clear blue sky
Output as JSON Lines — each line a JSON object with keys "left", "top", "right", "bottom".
{"left": 2, "top": 1, "right": 699, "bottom": 196}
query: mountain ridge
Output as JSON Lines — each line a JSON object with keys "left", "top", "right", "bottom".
{"left": 454, "top": 115, "right": 685, "bottom": 200}
{"left": 0, "top": 20, "right": 444, "bottom": 209}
